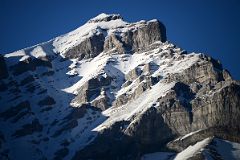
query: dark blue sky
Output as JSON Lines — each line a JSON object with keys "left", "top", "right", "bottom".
{"left": 1, "top": 0, "right": 240, "bottom": 79}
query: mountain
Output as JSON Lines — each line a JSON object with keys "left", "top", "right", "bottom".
{"left": 0, "top": 13, "right": 240, "bottom": 160}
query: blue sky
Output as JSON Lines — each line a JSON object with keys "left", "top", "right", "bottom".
{"left": 1, "top": 0, "right": 240, "bottom": 79}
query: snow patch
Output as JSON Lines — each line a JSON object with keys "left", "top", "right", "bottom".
{"left": 174, "top": 137, "right": 212, "bottom": 160}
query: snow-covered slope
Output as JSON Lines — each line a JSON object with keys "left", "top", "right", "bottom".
{"left": 53, "top": 13, "right": 127, "bottom": 55}
{"left": 142, "top": 137, "right": 240, "bottom": 160}
{"left": 0, "top": 13, "right": 240, "bottom": 160}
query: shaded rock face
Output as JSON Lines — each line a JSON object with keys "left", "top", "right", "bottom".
{"left": 91, "top": 95, "right": 109, "bottom": 110}
{"left": 64, "top": 33, "right": 105, "bottom": 59}
{"left": 72, "top": 121, "right": 140, "bottom": 160}
{"left": 0, "top": 101, "right": 31, "bottom": 122}
{"left": 165, "top": 61, "right": 222, "bottom": 85}
{"left": 72, "top": 75, "right": 112, "bottom": 109}
{"left": 20, "top": 75, "right": 35, "bottom": 86}
{"left": 159, "top": 81, "right": 240, "bottom": 136}
{"left": 12, "top": 119, "right": 43, "bottom": 138}
{"left": 38, "top": 96, "right": 56, "bottom": 106}
{"left": 191, "top": 82, "right": 240, "bottom": 131}
{"left": 0, "top": 55, "right": 8, "bottom": 79}
{"left": 10, "top": 57, "right": 52, "bottom": 76}
{"left": 125, "top": 68, "right": 142, "bottom": 81}
{"left": 73, "top": 109, "right": 173, "bottom": 160}
{"left": 125, "top": 107, "right": 174, "bottom": 146}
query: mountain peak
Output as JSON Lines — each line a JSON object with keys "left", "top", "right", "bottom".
{"left": 1, "top": 13, "right": 240, "bottom": 160}
{"left": 88, "top": 13, "right": 123, "bottom": 23}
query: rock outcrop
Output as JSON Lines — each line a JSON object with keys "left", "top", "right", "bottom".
{"left": 63, "top": 14, "right": 166, "bottom": 59}
{"left": 64, "top": 33, "right": 105, "bottom": 59}
{"left": 104, "top": 20, "right": 166, "bottom": 54}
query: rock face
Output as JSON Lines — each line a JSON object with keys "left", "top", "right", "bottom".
{"left": 64, "top": 33, "right": 105, "bottom": 59}
{"left": 0, "top": 13, "right": 240, "bottom": 160}
{"left": 104, "top": 20, "right": 166, "bottom": 54}
{"left": 63, "top": 14, "right": 166, "bottom": 59}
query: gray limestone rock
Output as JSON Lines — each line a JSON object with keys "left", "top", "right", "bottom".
{"left": 91, "top": 94, "right": 109, "bottom": 110}
{"left": 104, "top": 20, "right": 166, "bottom": 54}
{"left": 72, "top": 75, "right": 112, "bottom": 108}
{"left": 125, "top": 67, "right": 142, "bottom": 81}
{"left": 63, "top": 33, "right": 105, "bottom": 59}
{"left": 104, "top": 34, "right": 125, "bottom": 54}
{"left": 130, "top": 20, "right": 166, "bottom": 51}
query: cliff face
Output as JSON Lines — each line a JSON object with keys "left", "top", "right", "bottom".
{"left": 64, "top": 17, "right": 166, "bottom": 59}
{"left": 0, "top": 13, "right": 239, "bottom": 160}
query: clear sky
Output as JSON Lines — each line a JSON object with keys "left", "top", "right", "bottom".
{"left": 1, "top": 0, "right": 240, "bottom": 79}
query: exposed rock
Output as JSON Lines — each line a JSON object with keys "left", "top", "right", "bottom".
{"left": 88, "top": 13, "right": 123, "bottom": 23}
{"left": 72, "top": 75, "right": 112, "bottom": 107}
{"left": 142, "top": 62, "right": 159, "bottom": 74}
{"left": 25, "top": 83, "right": 36, "bottom": 93}
{"left": 130, "top": 20, "right": 166, "bottom": 50}
{"left": 53, "top": 104, "right": 99, "bottom": 137}
{"left": 131, "top": 81, "right": 150, "bottom": 99}
{"left": 104, "top": 34, "right": 125, "bottom": 54}
{"left": 165, "top": 60, "right": 223, "bottom": 85}
{"left": 37, "top": 89, "right": 47, "bottom": 95}
{"left": 38, "top": 96, "right": 56, "bottom": 106}
{"left": 122, "top": 80, "right": 132, "bottom": 88}
{"left": 113, "top": 93, "right": 129, "bottom": 107}
{"left": 12, "top": 119, "right": 43, "bottom": 138}
{"left": 113, "top": 75, "right": 160, "bottom": 108}
{"left": 41, "top": 70, "right": 54, "bottom": 76}
{"left": 191, "top": 81, "right": 240, "bottom": 132}
{"left": 125, "top": 107, "right": 174, "bottom": 146}
{"left": 63, "top": 104, "right": 87, "bottom": 121}
{"left": 222, "top": 69, "right": 232, "bottom": 81}
{"left": 64, "top": 33, "right": 105, "bottom": 59}
{"left": 1, "top": 14, "right": 240, "bottom": 160}
{"left": 10, "top": 58, "right": 52, "bottom": 76}
{"left": 52, "top": 120, "right": 78, "bottom": 137}
{"left": 0, "top": 101, "right": 31, "bottom": 121}
{"left": 72, "top": 121, "right": 139, "bottom": 160}
{"left": 20, "top": 75, "right": 35, "bottom": 86}
{"left": 79, "top": 79, "right": 240, "bottom": 159}
{"left": 53, "top": 148, "right": 69, "bottom": 160}
{"left": 91, "top": 95, "right": 109, "bottom": 110}
{"left": 167, "top": 127, "right": 240, "bottom": 152}
{"left": 104, "top": 20, "right": 166, "bottom": 54}
{"left": 125, "top": 68, "right": 142, "bottom": 81}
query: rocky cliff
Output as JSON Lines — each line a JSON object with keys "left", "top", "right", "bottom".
{"left": 0, "top": 13, "right": 239, "bottom": 160}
